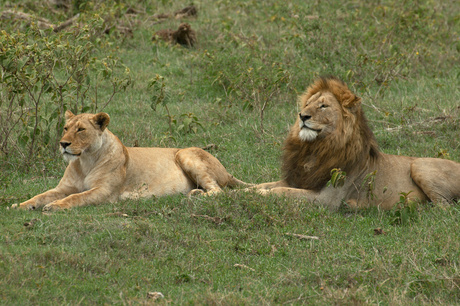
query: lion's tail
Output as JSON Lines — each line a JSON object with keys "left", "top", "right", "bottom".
{"left": 226, "top": 176, "right": 252, "bottom": 188}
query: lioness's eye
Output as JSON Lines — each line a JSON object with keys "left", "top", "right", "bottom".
{"left": 77, "top": 128, "right": 85, "bottom": 132}
{"left": 64, "top": 127, "right": 68, "bottom": 131}
{"left": 320, "top": 104, "right": 327, "bottom": 109}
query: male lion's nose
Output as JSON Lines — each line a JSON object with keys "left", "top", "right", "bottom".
{"left": 60, "top": 141, "right": 71, "bottom": 149}
{"left": 299, "top": 113, "right": 311, "bottom": 122}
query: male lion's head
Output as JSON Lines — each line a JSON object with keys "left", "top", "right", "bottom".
{"left": 296, "top": 77, "right": 362, "bottom": 142}
{"left": 282, "top": 77, "right": 379, "bottom": 190}
{"left": 60, "top": 111, "right": 110, "bottom": 162}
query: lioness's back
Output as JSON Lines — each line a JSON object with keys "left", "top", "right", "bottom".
{"left": 123, "top": 147, "right": 194, "bottom": 196}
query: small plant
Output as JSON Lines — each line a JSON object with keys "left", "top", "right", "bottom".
{"left": 327, "top": 168, "right": 347, "bottom": 188}
{"left": 362, "top": 170, "right": 377, "bottom": 201}
{"left": 177, "top": 113, "right": 203, "bottom": 134}
{"left": 328, "top": 169, "right": 378, "bottom": 203}
{"left": 227, "top": 62, "right": 292, "bottom": 134}
{"left": 436, "top": 148, "right": 450, "bottom": 159}
{"left": 148, "top": 74, "right": 203, "bottom": 135}
{"left": 389, "top": 191, "right": 419, "bottom": 225}
{"left": 202, "top": 40, "right": 293, "bottom": 135}
{"left": 148, "top": 74, "right": 173, "bottom": 133}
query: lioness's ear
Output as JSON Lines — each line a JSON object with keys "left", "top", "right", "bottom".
{"left": 65, "top": 110, "right": 75, "bottom": 121}
{"left": 92, "top": 113, "right": 110, "bottom": 131}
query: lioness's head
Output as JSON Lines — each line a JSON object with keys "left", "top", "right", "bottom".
{"left": 60, "top": 111, "right": 110, "bottom": 162}
{"left": 296, "top": 77, "right": 361, "bottom": 142}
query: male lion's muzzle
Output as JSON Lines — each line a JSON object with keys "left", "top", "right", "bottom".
{"left": 299, "top": 113, "right": 311, "bottom": 123}
{"left": 299, "top": 113, "right": 321, "bottom": 132}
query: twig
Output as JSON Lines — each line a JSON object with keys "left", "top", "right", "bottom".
{"left": 376, "top": 116, "right": 450, "bottom": 134}
{"left": 285, "top": 233, "right": 319, "bottom": 240}
{"left": 233, "top": 264, "right": 255, "bottom": 271}
{"left": 191, "top": 214, "right": 224, "bottom": 225}
{"left": 106, "top": 212, "right": 129, "bottom": 217}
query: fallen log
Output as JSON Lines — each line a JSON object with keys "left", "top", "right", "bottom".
{"left": 1, "top": 10, "right": 80, "bottom": 33}
{"left": 52, "top": 13, "right": 79, "bottom": 32}
{"left": 1, "top": 9, "right": 54, "bottom": 29}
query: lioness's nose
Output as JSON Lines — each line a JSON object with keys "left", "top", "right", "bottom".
{"left": 60, "top": 141, "right": 71, "bottom": 149}
{"left": 299, "top": 113, "right": 311, "bottom": 122}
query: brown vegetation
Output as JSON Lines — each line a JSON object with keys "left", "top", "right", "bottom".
{"left": 153, "top": 22, "right": 197, "bottom": 47}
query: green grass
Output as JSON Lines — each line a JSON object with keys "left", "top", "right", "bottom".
{"left": 2, "top": 195, "right": 460, "bottom": 304}
{"left": 1, "top": 0, "right": 460, "bottom": 304}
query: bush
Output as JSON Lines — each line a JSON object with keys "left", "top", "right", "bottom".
{"left": 0, "top": 16, "right": 131, "bottom": 170}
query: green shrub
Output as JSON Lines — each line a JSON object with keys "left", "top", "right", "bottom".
{"left": 0, "top": 16, "right": 131, "bottom": 169}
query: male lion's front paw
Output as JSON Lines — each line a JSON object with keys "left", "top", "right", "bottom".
{"left": 242, "top": 187, "right": 270, "bottom": 195}
{"left": 256, "top": 189, "right": 271, "bottom": 195}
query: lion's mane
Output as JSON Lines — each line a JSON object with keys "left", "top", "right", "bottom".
{"left": 281, "top": 77, "right": 381, "bottom": 191}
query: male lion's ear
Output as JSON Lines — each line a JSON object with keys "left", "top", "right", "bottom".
{"left": 65, "top": 110, "right": 75, "bottom": 121}
{"left": 341, "top": 94, "right": 361, "bottom": 111}
{"left": 92, "top": 113, "right": 110, "bottom": 131}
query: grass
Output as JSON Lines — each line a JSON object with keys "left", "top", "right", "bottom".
{"left": 2, "top": 195, "right": 460, "bottom": 304}
{"left": 1, "top": 0, "right": 460, "bottom": 304}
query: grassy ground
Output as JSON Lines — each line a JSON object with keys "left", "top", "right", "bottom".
{"left": 1, "top": 0, "right": 459, "bottom": 304}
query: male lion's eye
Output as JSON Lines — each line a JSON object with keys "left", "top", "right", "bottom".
{"left": 319, "top": 104, "right": 327, "bottom": 109}
{"left": 77, "top": 128, "right": 85, "bottom": 132}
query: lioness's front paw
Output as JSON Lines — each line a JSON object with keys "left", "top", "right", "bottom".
{"left": 43, "top": 201, "right": 70, "bottom": 211}
{"left": 10, "top": 203, "right": 36, "bottom": 210}
{"left": 187, "top": 189, "right": 205, "bottom": 197}
{"left": 43, "top": 204, "right": 62, "bottom": 212}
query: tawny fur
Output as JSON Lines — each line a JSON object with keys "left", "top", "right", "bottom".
{"left": 282, "top": 77, "right": 380, "bottom": 191}
{"left": 253, "top": 76, "right": 460, "bottom": 210}
{"left": 153, "top": 23, "right": 196, "bottom": 47}
{"left": 12, "top": 111, "right": 245, "bottom": 211}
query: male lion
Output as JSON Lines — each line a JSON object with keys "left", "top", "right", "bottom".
{"left": 253, "top": 76, "right": 460, "bottom": 209}
{"left": 12, "top": 111, "right": 246, "bottom": 211}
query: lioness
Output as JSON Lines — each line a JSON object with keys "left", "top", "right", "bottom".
{"left": 253, "top": 76, "right": 460, "bottom": 209}
{"left": 12, "top": 111, "right": 246, "bottom": 211}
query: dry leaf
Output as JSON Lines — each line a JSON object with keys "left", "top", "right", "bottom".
{"left": 147, "top": 292, "right": 164, "bottom": 300}
{"left": 23, "top": 219, "right": 38, "bottom": 228}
